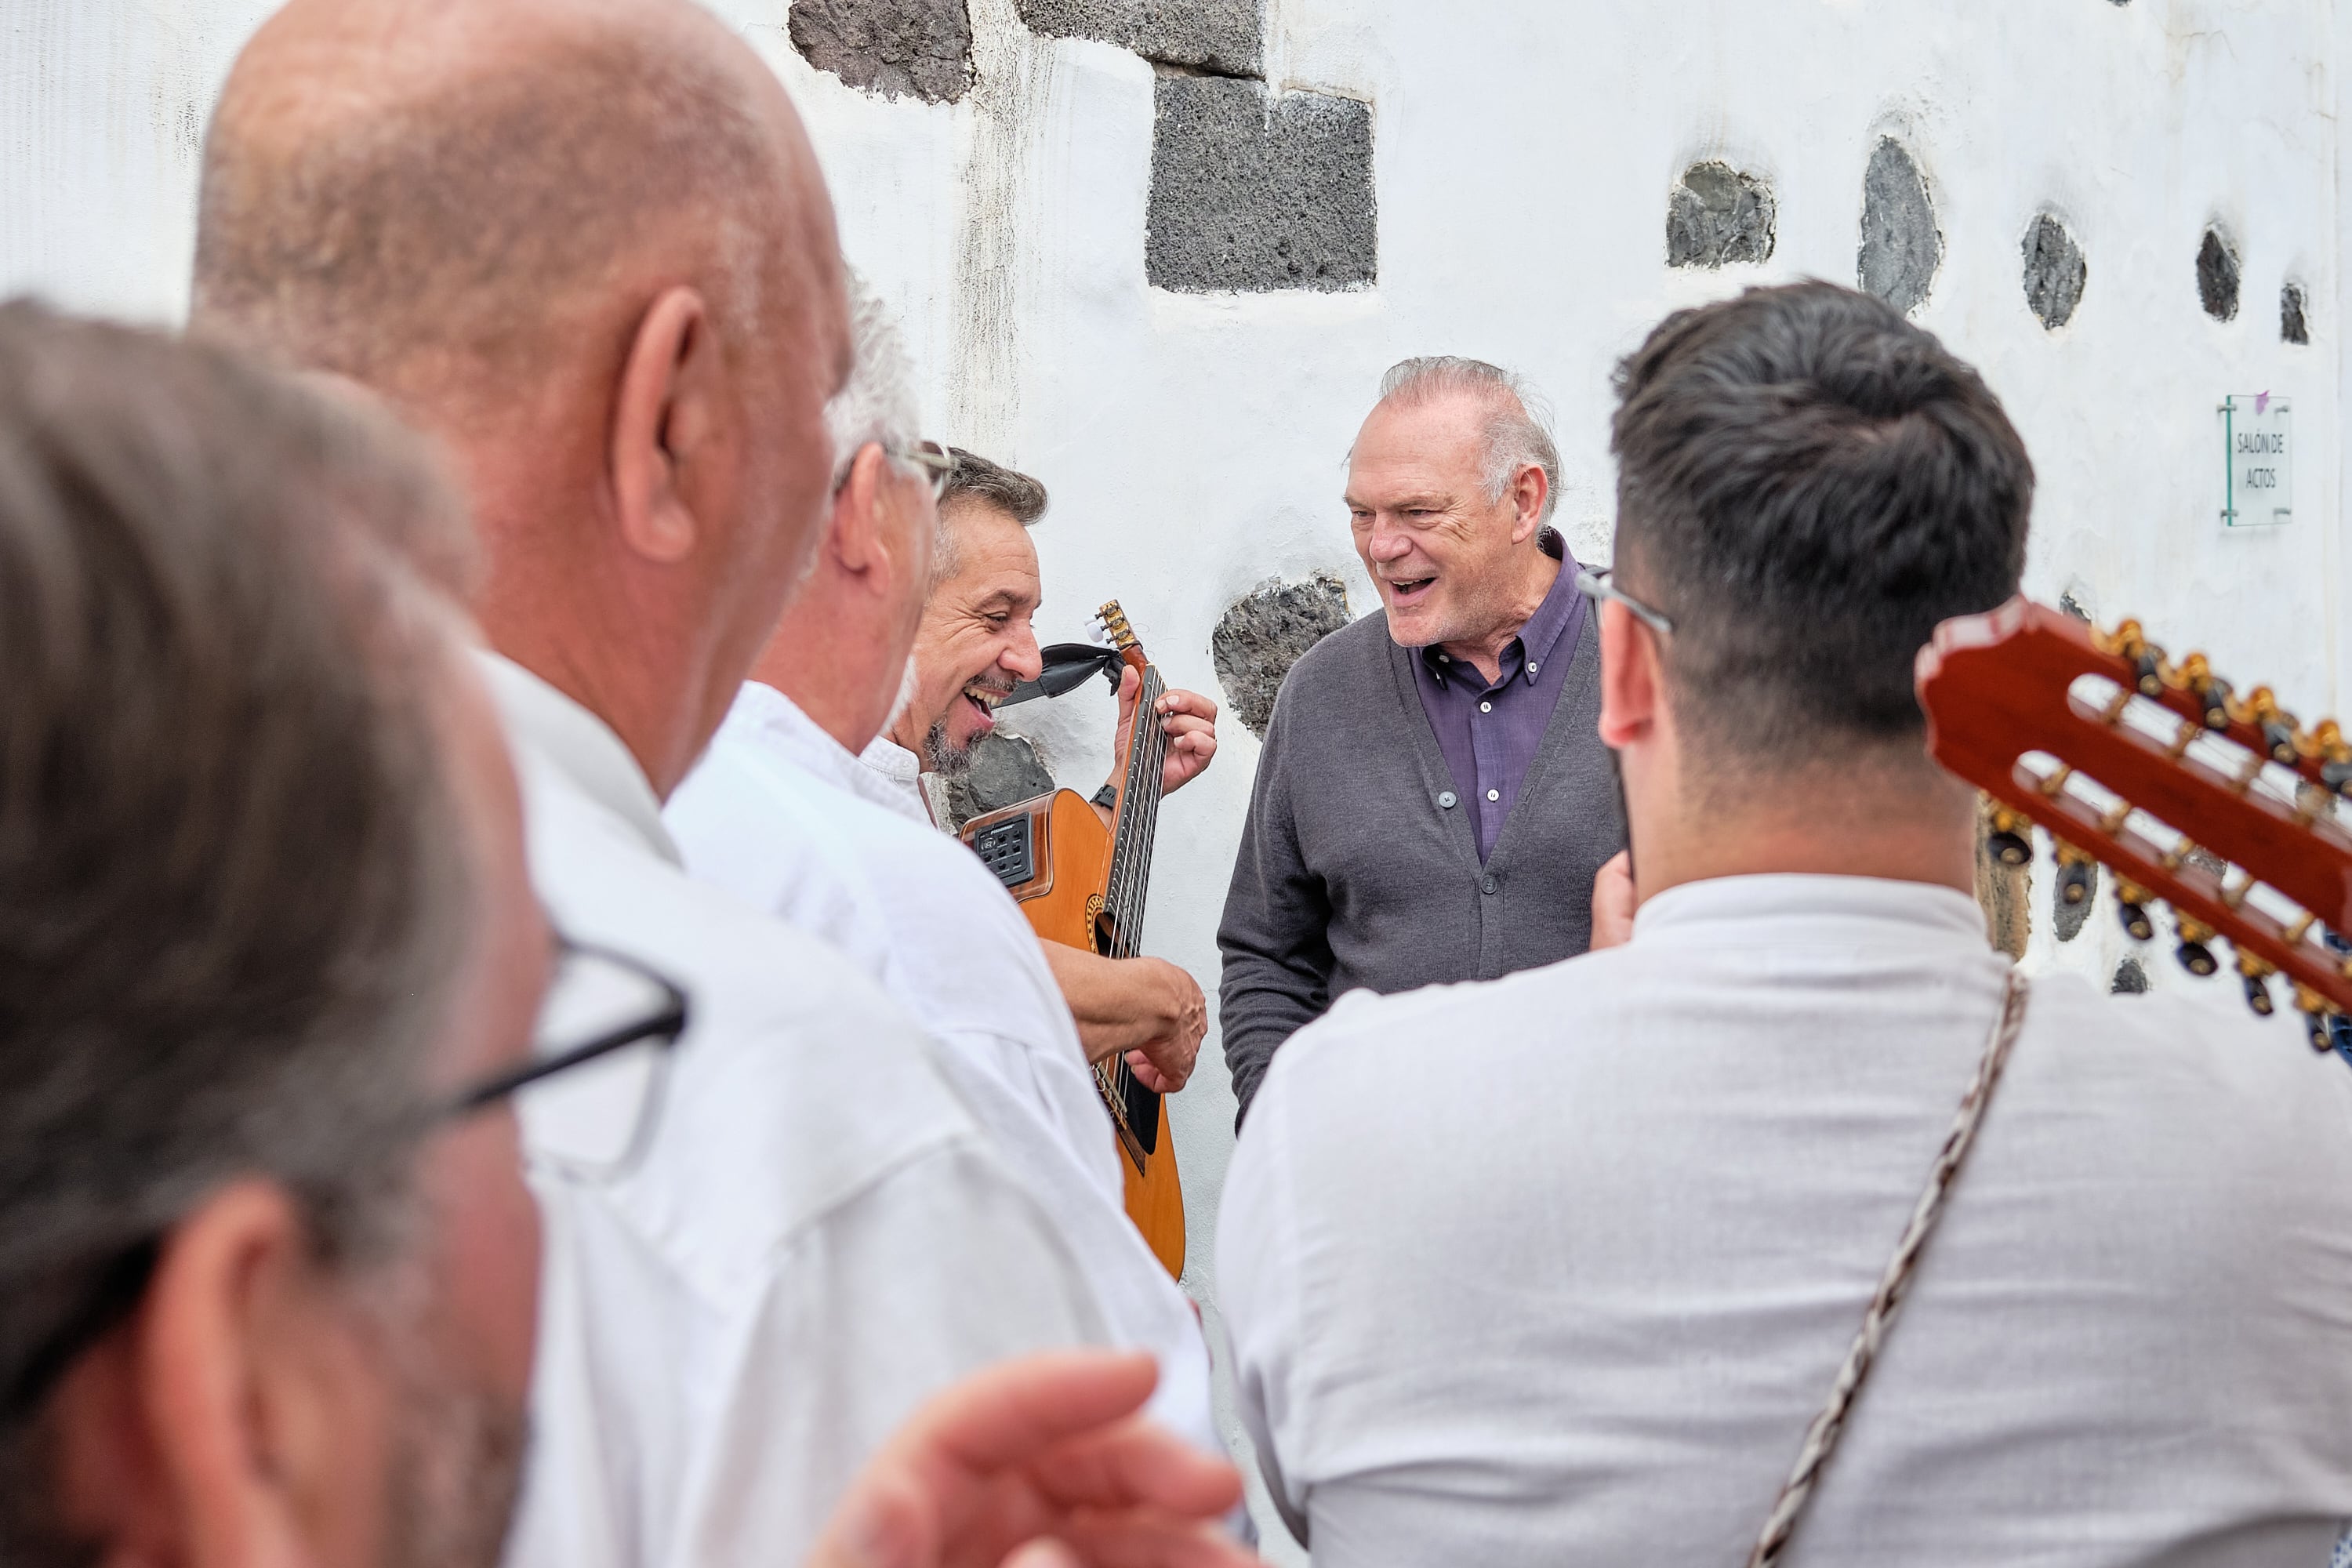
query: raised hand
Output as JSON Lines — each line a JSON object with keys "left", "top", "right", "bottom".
{"left": 805, "top": 1351, "right": 1255, "bottom": 1568}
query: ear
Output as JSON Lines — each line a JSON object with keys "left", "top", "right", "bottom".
{"left": 1596, "top": 599, "right": 1661, "bottom": 750}
{"left": 611, "top": 286, "right": 720, "bottom": 567}
{"left": 53, "top": 1183, "right": 390, "bottom": 1568}
{"left": 1508, "top": 463, "right": 1548, "bottom": 543}
{"left": 830, "top": 443, "right": 888, "bottom": 579}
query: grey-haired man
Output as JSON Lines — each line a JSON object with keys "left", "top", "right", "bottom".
{"left": 1217, "top": 358, "right": 1626, "bottom": 1122}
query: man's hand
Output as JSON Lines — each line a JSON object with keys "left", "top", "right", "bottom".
{"left": 806, "top": 1351, "right": 1254, "bottom": 1568}
{"left": 1589, "top": 849, "right": 1636, "bottom": 952}
{"left": 1042, "top": 946, "right": 1206, "bottom": 1094}
{"left": 1100, "top": 669, "right": 1218, "bottom": 817}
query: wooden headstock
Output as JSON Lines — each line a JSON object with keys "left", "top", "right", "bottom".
{"left": 1916, "top": 597, "right": 2352, "bottom": 1045}
{"left": 1096, "top": 600, "right": 1150, "bottom": 673}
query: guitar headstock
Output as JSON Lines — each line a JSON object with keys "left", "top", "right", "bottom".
{"left": 1094, "top": 600, "right": 1149, "bottom": 671}
{"left": 1916, "top": 597, "right": 2352, "bottom": 1047}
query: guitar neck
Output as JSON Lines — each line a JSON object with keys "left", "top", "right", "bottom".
{"left": 1102, "top": 659, "right": 1169, "bottom": 960}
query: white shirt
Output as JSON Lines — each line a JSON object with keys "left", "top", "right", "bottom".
{"left": 665, "top": 682, "right": 1217, "bottom": 1456}
{"left": 1219, "top": 873, "right": 2352, "bottom": 1567}
{"left": 485, "top": 656, "right": 1111, "bottom": 1568}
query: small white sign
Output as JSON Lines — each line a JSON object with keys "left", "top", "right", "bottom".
{"left": 2220, "top": 394, "right": 2291, "bottom": 527}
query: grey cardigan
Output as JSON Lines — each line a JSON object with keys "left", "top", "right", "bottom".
{"left": 1216, "top": 607, "right": 1625, "bottom": 1123}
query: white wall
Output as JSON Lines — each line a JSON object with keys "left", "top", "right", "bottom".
{"left": 3, "top": 0, "right": 2343, "bottom": 1550}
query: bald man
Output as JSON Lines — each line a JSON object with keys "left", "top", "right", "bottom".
{"left": 190, "top": 5, "right": 1134, "bottom": 1566}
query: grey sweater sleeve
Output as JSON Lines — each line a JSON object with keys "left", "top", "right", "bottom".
{"left": 1217, "top": 695, "right": 1334, "bottom": 1127}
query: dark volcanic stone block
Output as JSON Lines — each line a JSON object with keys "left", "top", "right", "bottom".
{"left": 789, "top": 0, "right": 974, "bottom": 104}
{"left": 1857, "top": 137, "right": 1940, "bottom": 317}
{"left": 1017, "top": 0, "right": 1260, "bottom": 77}
{"left": 1665, "top": 161, "right": 1776, "bottom": 269}
{"left": 2281, "top": 281, "right": 2310, "bottom": 345}
{"left": 1148, "top": 76, "right": 1376, "bottom": 293}
{"left": 946, "top": 731, "right": 1057, "bottom": 826}
{"left": 2196, "top": 227, "right": 2240, "bottom": 321}
{"left": 1210, "top": 573, "right": 1352, "bottom": 736}
{"left": 2021, "top": 212, "right": 2087, "bottom": 330}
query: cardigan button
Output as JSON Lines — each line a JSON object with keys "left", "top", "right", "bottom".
{"left": 1480, "top": 874, "right": 1499, "bottom": 895}
{"left": 1438, "top": 791, "right": 1457, "bottom": 808}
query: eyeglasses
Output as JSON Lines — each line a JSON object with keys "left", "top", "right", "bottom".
{"left": 448, "top": 935, "right": 689, "bottom": 1182}
{"left": 1573, "top": 565, "right": 1675, "bottom": 640}
{"left": 886, "top": 439, "right": 955, "bottom": 502}
{"left": 0, "top": 935, "right": 688, "bottom": 1426}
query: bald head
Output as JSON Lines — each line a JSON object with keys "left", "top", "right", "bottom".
{"left": 194, "top": 0, "right": 855, "bottom": 800}
{"left": 193, "top": 0, "right": 836, "bottom": 413}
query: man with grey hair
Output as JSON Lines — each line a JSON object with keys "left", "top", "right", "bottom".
{"left": 0, "top": 302, "right": 1254, "bottom": 1568}
{"left": 666, "top": 283, "right": 1219, "bottom": 1459}
{"left": 1218, "top": 356, "right": 1625, "bottom": 1122}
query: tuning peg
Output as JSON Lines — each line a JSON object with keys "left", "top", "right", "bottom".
{"left": 2235, "top": 949, "right": 2277, "bottom": 1017}
{"left": 2174, "top": 912, "right": 2220, "bottom": 977}
{"left": 2115, "top": 878, "right": 2156, "bottom": 942}
{"left": 2177, "top": 654, "right": 2233, "bottom": 731}
{"left": 2053, "top": 841, "right": 2096, "bottom": 907}
{"left": 2314, "top": 721, "right": 2352, "bottom": 798}
{"left": 2293, "top": 983, "right": 2341, "bottom": 1054}
{"left": 1986, "top": 805, "right": 2032, "bottom": 868}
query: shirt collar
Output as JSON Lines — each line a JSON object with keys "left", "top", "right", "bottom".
{"left": 857, "top": 732, "right": 935, "bottom": 824}
{"left": 477, "top": 651, "right": 683, "bottom": 866}
{"left": 1630, "top": 873, "right": 1991, "bottom": 949}
{"left": 1417, "top": 527, "right": 1577, "bottom": 687}
{"left": 728, "top": 682, "right": 934, "bottom": 825}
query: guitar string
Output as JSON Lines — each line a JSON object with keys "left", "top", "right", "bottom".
{"left": 1098, "top": 665, "right": 1168, "bottom": 1117}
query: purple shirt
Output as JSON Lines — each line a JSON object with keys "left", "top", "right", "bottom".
{"left": 1408, "top": 528, "right": 1584, "bottom": 862}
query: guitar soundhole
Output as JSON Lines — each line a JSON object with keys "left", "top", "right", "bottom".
{"left": 969, "top": 816, "right": 1033, "bottom": 888}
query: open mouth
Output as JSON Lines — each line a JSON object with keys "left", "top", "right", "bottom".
{"left": 1385, "top": 576, "right": 1436, "bottom": 608}
{"left": 960, "top": 681, "right": 1008, "bottom": 730}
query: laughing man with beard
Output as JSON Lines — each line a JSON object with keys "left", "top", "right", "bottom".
{"left": 873, "top": 448, "right": 1224, "bottom": 1104}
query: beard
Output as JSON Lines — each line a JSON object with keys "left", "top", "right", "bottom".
{"left": 369, "top": 1268, "right": 530, "bottom": 1568}
{"left": 921, "top": 715, "right": 974, "bottom": 779}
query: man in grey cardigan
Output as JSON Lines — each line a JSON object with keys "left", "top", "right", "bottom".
{"left": 1218, "top": 358, "right": 1626, "bottom": 1122}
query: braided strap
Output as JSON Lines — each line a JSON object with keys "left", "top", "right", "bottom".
{"left": 1746, "top": 968, "right": 2031, "bottom": 1568}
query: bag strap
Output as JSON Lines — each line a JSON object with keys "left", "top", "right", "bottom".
{"left": 1746, "top": 968, "right": 2031, "bottom": 1568}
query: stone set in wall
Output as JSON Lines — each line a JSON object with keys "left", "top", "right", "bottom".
{"left": 789, "top": 0, "right": 1377, "bottom": 293}
{"left": 1668, "top": 140, "right": 2310, "bottom": 344}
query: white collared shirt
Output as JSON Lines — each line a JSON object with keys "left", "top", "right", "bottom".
{"left": 1220, "top": 873, "right": 2352, "bottom": 1566}
{"left": 664, "top": 682, "right": 1217, "bottom": 1456}
{"left": 484, "top": 655, "right": 1111, "bottom": 1568}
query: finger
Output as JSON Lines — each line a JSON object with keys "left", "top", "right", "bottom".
{"left": 1129, "top": 1057, "right": 1171, "bottom": 1094}
{"left": 1001, "top": 1541, "right": 1087, "bottom": 1568}
{"left": 1025, "top": 1421, "right": 1247, "bottom": 1518}
{"left": 807, "top": 1465, "right": 942, "bottom": 1568}
{"left": 902, "top": 1352, "right": 1163, "bottom": 1481}
{"left": 1153, "top": 688, "right": 1219, "bottom": 722}
{"left": 1052, "top": 1515, "right": 1261, "bottom": 1568}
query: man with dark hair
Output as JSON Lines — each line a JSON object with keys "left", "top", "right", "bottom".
{"left": 0, "top": 302, "right": 1254, "bottom": 1568}
{"left": 872, "top": 447, "right": 1220, "bottom": 1095}
{"left": 1217, "top": 356, "right": 1625, "bottom": 1124}
{"left": 1219, "top": 282, "right": 2352, "bottom": 1563}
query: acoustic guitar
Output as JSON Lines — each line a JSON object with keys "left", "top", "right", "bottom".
{"left": 959, "top": 601, "right": 1188, "bottom": 1279}
{"left": 1915, "top": 596, "right": 2352, "bottom": 1040}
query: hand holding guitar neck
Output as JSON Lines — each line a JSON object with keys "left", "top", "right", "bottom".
{"left": 1094, "top": 668, "right": 1220, "bottom": 823}
{"left": 1917, "top": 596, "right": 2352, "bottom": 1046}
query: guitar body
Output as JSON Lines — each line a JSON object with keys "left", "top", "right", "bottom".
{"left": 962, "top": 787, "right": 1189, "bottom": 1279}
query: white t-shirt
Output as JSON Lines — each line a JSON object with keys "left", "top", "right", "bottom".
{"left": 665, "top": 681, "right": 1217, "bottom": 1457}
{"left": 484, "top": 656, "right": 1111, "bottom": 1568}
{"left": 1220, "top": 873, "right": 2352, "bottom": 1567}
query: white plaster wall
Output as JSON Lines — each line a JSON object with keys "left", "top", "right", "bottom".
{"left": 3, "top": 0, "right": 2344, "bottom": 1552}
